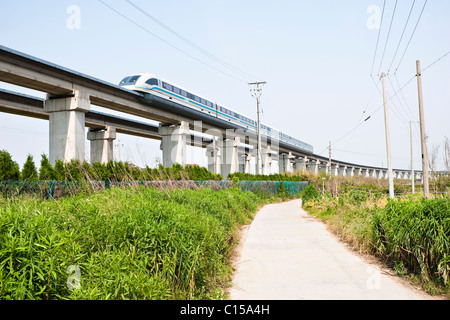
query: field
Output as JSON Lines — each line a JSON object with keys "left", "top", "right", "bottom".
{"left": 0, "top": 185, "right": 280, "bottom": 300}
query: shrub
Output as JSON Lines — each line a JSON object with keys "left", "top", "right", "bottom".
{"left": 39, "top": 154, "right": 56, "bottom": 180}
{"left": 0, "top": 150, "right": 20, "bottom": 180}
{"left": 21, "top": 154, "right": 38, "bottom": 181}
{"left": 301, "top": 184, "right": 320, "bottom": 204}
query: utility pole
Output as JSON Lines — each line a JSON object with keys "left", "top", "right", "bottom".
{"left": 249, "top": 81, "right": 267, "bottom": 175}
{"left": 416, "top": 60, "right": 430, "bottom": 198}
{"left": 410, "top": 121, "right": 415, "bottom": 195}
{"left": 381, "top": 73, "right": 395, "bottom": 199}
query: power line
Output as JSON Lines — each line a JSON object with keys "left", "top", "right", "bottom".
{"left": 325, "top": 49, "right": 448, "bottom": 158}
{"left": 97, "top": 0, "right": 249, "bottom": 83}
{"left": 370, "top": 0, "right": 387, "bottom": 76}
{"left": 393, "top": 72, "right": 416, "bottom": 120}
{"left": 124, "top": 0, "right": 259, "bottom": 82}
{"left": 422, "top": 50, "right": 450, "bottom": 73}
{"left": 388, "top": 0, "right": 416, "bottom": 72}
{"left": 377, "top": 0, "right": 398, "bottom": 75}
{"left": 394, "top": 0, "right": 428, "bottom": 72}
{"left": 387, "top": 73, "right": 415, "bottom": 122}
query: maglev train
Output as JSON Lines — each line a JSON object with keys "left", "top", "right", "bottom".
{"left": 119, "top": 73, "right": 314, "bottom": 154}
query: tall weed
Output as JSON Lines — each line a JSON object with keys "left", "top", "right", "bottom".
{"left": 0, "top": 187, "right": 267, "bottom": 300}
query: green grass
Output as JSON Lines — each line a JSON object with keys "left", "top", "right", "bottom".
{"left": 0, "top": 186, "right": 273, "bottom": 300}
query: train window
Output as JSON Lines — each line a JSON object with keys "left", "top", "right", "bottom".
{"left": 129, "top": 76, "right": 140, "bottom": 84}
{"left": 194, "top": 96, "right": 200, "bottom": 102}
{"left": 145, "top": 78, "right": 158, "bottom": 86}
{"left": 162, "top": 82, "right": 172, "bottom": 91}
{"left": 180, "top": 90, "right": 187, "bottom": 97}
{"left": 120, "top": 76, "right": 140, "bottom": 85}
{"left": 119, "top": 76, "right": 131, "bottom": 85}
{"left": 173, "top": 87, "right": 181, "bottom": 94}
{"left": 200, "top": 98, "right": 206, "bottom": 105}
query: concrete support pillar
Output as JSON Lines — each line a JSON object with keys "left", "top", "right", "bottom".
{"left": 339, "top": 166, "right": 347, "bottom": 177}
{"left": 206, "top": 143, "right": 221, "bottom": 175}
{"left": 295, "top": 157, "right": 308, "bottom": 172}
{"left": 279, "top": 152, "right": 293, "bottom": 174}
{"left": 308, "top": 159, "right": 318, "bottom": 175}
{"left": 159, "top": 122, "right": 189, "bottom": 167}
{"left": 372, "top": 170, "right": 378, "bottom": 179}
{"left": 318, "top": 162, "right": 327, "bottom": 175}
{"left": 262, "top": 146, "right": 272, "bottom": 175}
{"left": 87, "top": 126, "right": 116, "bottom": 164}
{"left": 244, "top": 154, "right": 252, "bottom": 174}
{"left": 221, "top": 137, "right": 240, "bottom": 178}
{"left": 348, "top": 167, "right": 354, "bottom": 177}
{"left": 44, "top": 91, "right": 90, "bottom": 165}
{"left": 332, "top": 164, "right": 339, "bottom": 177}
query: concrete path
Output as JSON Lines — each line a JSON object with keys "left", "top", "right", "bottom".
{"left": 228, "top": 199, "right": 434, "bottom": 300}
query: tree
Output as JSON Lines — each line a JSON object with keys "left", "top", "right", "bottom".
{"left": 0, "top": 150, "right": 20, "bottom": 180}
{"left": 54, "top": 159, "right": 66, "bottom": 181}
{"left": 21, "top": 154, "right": 38, "bottom": 180}
{"left": 39, "top": 154, "right": 56, "bottom": 180}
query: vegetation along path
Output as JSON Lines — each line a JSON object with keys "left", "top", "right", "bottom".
{"left": 228, "top": 199, "right": 435, "bottom": 300}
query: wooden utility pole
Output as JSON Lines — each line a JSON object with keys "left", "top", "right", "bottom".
{"left": 416, "top": 60, "right": 430, "bottom": 198}
{"left": 381, "top": 73, "right": 395, "bottom": 199}
{"left": 249, "top": 82, "right": 266, "bottom": 175}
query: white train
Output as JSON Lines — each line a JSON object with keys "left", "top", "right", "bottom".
{"left": 119, "top": 73, "right": 314, "bottom": 154}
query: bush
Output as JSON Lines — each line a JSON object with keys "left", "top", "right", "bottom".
{"left": 301, "top": 184, "right": 320, "bottom": 204}
{"left": 21, "top": 154, "right": 38, "bottom": 181}
{"left": 39, "top": 154, "right": 57, "bottom": 180}
{"left": 0, "top": 150, "right": 20, "bottom": 180}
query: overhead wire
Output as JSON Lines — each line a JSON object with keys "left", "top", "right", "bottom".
{"left": 387, "top": 74, "right": 415, "bottom": 122}
{"left": 370, "top": 0, "right": 387, "bottom": 76}
{"left": 97, "top": 0, "right": 249, "bottom": 83}
{"left": 394, "top": 0, "right": 428, "bottom": 72}
{"left": 325, "top": 50, "right": 450, "bottom": 157}
{"left": 377, "top": 0, "right": 398, "bottom": 75}
{"left": 388, "top": 0, "right": 416, "bottom": 73}
{"left": 124, "top": 0, "right": 259, "bottom": 82}
{"left": 393, "top": 72, "right": 416, "bottom": 120}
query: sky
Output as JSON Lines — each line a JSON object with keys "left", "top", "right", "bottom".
{"left": 0, "top": 0, "right": 449, "bottom": 172}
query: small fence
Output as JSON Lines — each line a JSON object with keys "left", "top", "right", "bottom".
{"left": 0, "top": 180, "right": 311, "bottom": 199}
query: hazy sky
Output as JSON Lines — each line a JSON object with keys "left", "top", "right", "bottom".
{"left": 1, "top": 0, "right": 449, "bottom": 172}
